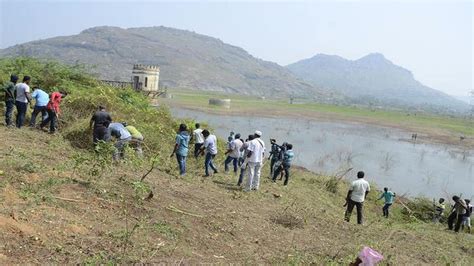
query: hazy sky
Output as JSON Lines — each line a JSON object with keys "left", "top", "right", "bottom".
{"left": 0, "top": 0, "right": 472, "bottom": 96}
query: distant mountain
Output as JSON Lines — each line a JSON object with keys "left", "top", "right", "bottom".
{"left": 287, "top": 53, "right": 470, "bottom": 113}
{"left": 0, "top": 26, "right": 323, "bottom": 98}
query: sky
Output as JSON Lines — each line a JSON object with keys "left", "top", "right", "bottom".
{"left": 0, "top": 0, "right": 472, "bottom": 97}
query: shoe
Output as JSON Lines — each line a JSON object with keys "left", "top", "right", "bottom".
{"left": 243, "top": 188, "right": 251, "bottom": 192}
{"left": 214, "top": 170, "right": 219, "bottom": 174}
{"left": 202, "top": 174, "right": 210, "bottom": 177}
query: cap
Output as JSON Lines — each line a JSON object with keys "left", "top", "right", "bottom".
{"left": 255, "top": 130, "right": 262, "bottom": 136}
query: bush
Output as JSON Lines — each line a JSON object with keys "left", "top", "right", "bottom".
{"left": 0, "top": 57, "right": 176, "bottom": 156}
{"left": 402, "top": 197, "right": 436, "bottom": 222}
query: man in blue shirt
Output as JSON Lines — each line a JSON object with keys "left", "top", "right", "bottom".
{"left": 170, "top": 123, "right": 190, "bottom": 176}
{"left": 108, "top": 122, "right": 132, "bottom": 161}
{"left": 378, "top": 187, "right": 396, "bottom": 218}
{"left": 272, "top": 143, "right": 294, "bottom": 186}
{"left": 29, "top": 86, "right": 50, "bottom": 127}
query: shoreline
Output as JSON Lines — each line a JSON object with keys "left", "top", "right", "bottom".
{"left": 161, "top": 100, "right": 474, "bottom": 150}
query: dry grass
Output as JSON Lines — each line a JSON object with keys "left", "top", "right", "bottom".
{"left": 0, "top": 128, "right": 473, "bottom": 265}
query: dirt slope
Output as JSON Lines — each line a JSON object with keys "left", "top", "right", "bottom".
{"left": 0, "top": 128, "right": 473, "bottom": 264}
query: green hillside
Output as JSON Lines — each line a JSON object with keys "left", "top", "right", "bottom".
{"left": 0, "top": 58, "right": 472, "bottom": 264}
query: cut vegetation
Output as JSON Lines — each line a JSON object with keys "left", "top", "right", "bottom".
{"left": 0, "top": 58, "right": 473, "bottom": 264}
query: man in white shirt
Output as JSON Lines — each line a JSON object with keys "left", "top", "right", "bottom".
{"left": 15, "top": 76, "right": 32, "bottom": 128}
{"left": 192, "top": 123, "right": 205, "bottom": 158}
{"left": 245, "top": 130, "right": 265, "bottom": 191}
{"left": 200, "top": 129, "right": 218, "bottom": 177}
{"left": 345, "top": 171, "right": 371, "bottom": 224}
{"left": 237, "top": 134, "right": 254, "bottom": 186}
{"left": 224, "top": 133, "right": 243, "bottom": 174}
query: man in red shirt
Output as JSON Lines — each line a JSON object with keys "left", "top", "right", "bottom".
{"left": 40, "top": 91, "right": 67, "bottom": 133}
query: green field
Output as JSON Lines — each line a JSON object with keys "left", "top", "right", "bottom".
{"left": 164, "top": 89, "right": 474, "bottom": 139}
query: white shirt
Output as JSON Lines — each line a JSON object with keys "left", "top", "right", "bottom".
{"left": 15, "top": 83, "right": 30, "bottom": 103}
{"left": 193, "top": 128, "right": 204, "bottom": 144}
{"left": 230, "top": 139, "right": 243, "bottom": 158}
{"left": 203, "top": 134, "right": 218, "bottom": 155}
{"left": 349, "top": 179, "right": 371, "bottom": 203}
{"left": 247, "top": 138, "right": 265, "bottom": 163}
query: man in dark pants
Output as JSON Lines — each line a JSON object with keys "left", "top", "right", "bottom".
{"left": 378, "top": 187, "right": 396, "bottom": 218}
{"left": 272, "top": 143, "right": 294, "bottom": 186}
{"left": 29, "top": 86, "right": 49, "bottom": 127}
{"left": 191, "top": 123, "right": 204, "bottom": 158}
{"left": 447, "top": 196, "right": 468, "bottom": 233}
{"left": 2, "top": 74, "right": 18, "bottom": 127}
{"left": 40, "top": 91, "right": 67, "bottom": 133}
{"left": 15, "top": 76, "right": 32, "bottom": 128}
{"left": 199, "top": 129, "right": 218, "bottom": 177}
{"left": 89, "top": 105, "right": 112, "bottom": 144}
{"left": 345, "top": 171, "right": 371, "bottom": 225}
{"left": 224, "top": 133, "right": 243, "bottom": 174}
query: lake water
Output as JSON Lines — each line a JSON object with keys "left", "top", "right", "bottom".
{"left": 171, "top": 107, "right": 473, "bottom": 199}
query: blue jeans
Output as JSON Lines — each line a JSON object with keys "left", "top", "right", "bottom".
{"left": 15, "top": 101, "right": 27, "bottom": 128}
{"left": 40, "top": 109, "right": 57, "bottom": 133}
{"left": 224, "top": 156, "right": 238, "bottom": 173}
{"left": 112, "top": 137, "right": 131, "bottom": 161}
{"left": 4, "top": 99, "right": 15, "bottom": 126}
{"left": 176, "top": 154, "right": 187, "bottom": 175}
{"left": 205, "top": 153, "right": 218, "bottom": 176}
{"left": 30, "top": 105, "right": 48, "bottom": 127}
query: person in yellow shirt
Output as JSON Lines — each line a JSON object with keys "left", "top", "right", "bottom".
{"left": 122, "top": 122, "right": 143, "bottom": 156}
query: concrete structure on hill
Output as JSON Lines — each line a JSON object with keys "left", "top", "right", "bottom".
{"left": 132, "top": 64, "right": 160, "bottom": 93}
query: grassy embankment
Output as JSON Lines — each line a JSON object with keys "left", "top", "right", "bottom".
{"left": 0, "top": 58, "right": 473, "bottom": 264}
{"left": 162, "top": 90, "right": 474, "bottom": 147}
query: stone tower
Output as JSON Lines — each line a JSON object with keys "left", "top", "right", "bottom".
{"left": 132, "top": 64, "right": 160, "bottom": 93}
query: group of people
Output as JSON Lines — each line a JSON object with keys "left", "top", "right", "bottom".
{"left": 343, "top": 171, "right": 472, "bottom": 234}
{"left": 89, "top": 106, "right": 144, "bottom": 160}
{"left": 3, "top": 74, "right": 471, "bottom": 234}
{"left": 170, "top": 123, "right": 295, "bottom": 192}
{"left": 3, "top": 74, "right": 67, "bottom": 133}
{"left": 433, "top": 197, "right": 472, "bottom": 233}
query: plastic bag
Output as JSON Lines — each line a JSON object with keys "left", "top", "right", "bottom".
{"left": 359, "top": 246, "right": 383, "bottom": 266}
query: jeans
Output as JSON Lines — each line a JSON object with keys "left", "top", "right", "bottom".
{"left": 272, "top": 163, "right": 291, "bottom": 185}
{"left": 270, "top": 157, "right": 277, "bottom": 177}
{"left": 4, "top": 99, "right": 14, "bottom": 126}
{"left": 194, "top": 143, "right": 203, "bottom": 158}
{"left": 40, "top": 109, "right": 57, "bottom": 133}
{"left": 113, "top": 137, "right": 131, "bottom": 161}
{"left": 30, "top": 105, "right": 48, "bottom": 127}
{"left": 15, "top": 101, "right": 28, "bottom": 128}
{"left": 176, "top": 154, "right": 187, "bottom": 175}
{"left": 382, "top": 203, "right": 392, "bottom": 218}
{"left": 246, "top": 162, "right": 262, "bottom": 190}
{"left": 224, "top": 156, "right": 238, "bottom": 173}
{"left": 447, "top": 212, "right": 464, "bottom": 232}
{"left": 345, "top": 199, "right": 364, "bottom": 224}
{"left": 204, "top": 153, "right": 218, "bottom": 176}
